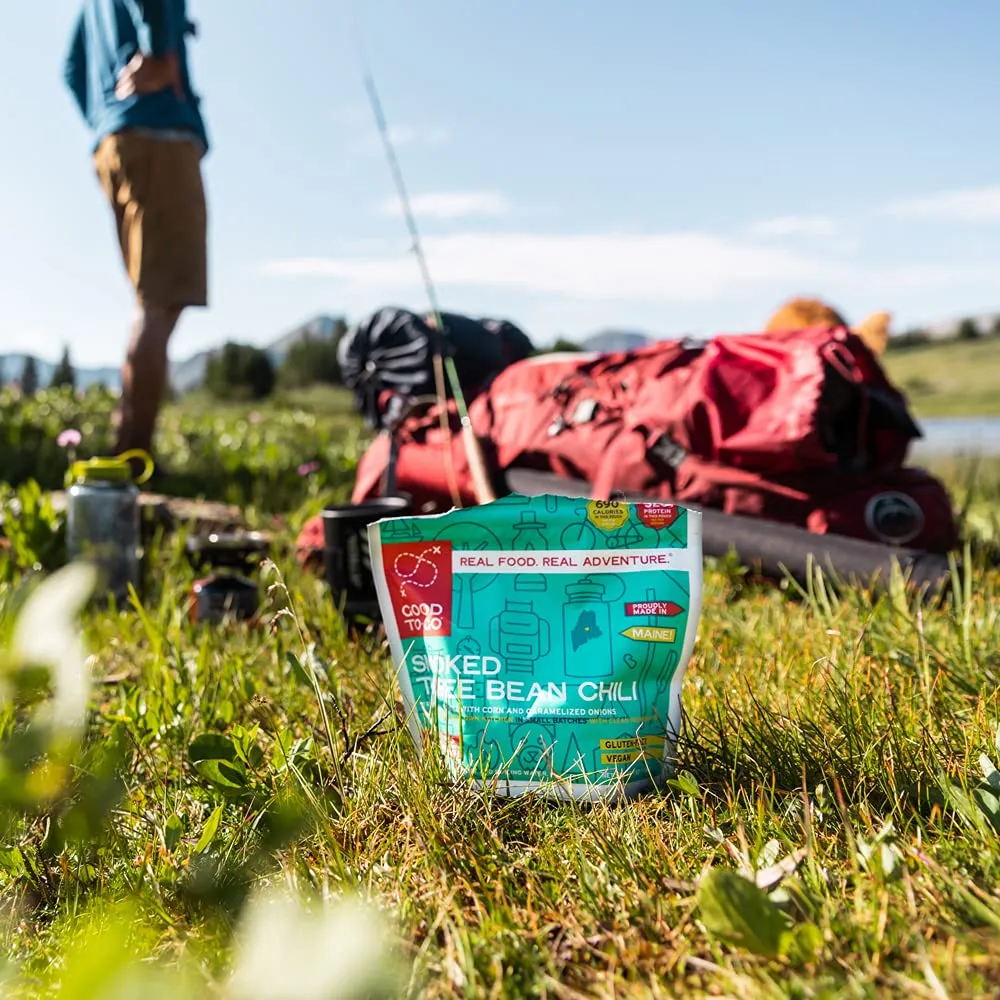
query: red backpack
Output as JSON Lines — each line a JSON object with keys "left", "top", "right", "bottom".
{"left": 307, "top": 325, "right": 958, "bottom": 559}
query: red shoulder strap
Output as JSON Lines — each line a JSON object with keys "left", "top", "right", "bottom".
{"left": 591, "top": 432, "right": 811, "bottom": 503}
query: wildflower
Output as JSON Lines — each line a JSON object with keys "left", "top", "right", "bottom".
{"left": 248, "top": 411, "right": 263, "bottom": 424}
{"left": 228, "top": 887, "right": 405, "bottom": 1000}
{"left": 11, "top": 562, "right": 98, "bottom": 735}
{"left": 57, "top": 428, "right": 83, "bottom": 449}
{"left": 298, "top": 461, "right": 321, "bottom": 477}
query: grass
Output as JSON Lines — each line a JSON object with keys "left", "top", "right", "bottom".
{"left": 177, "top": 383, "right": 359, "bottom": 419}
{"left": 1, "top": 404, "right": 1000, "bottom": 997}
{"left": 882, "top": 337, "right": 1000, "bottom": 417}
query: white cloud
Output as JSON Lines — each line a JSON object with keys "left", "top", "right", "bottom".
{"left": 747, "top": 215, "right": 840, "bottom": 239}
{"left": 853, "top": 260, "right": 1000, "bottom": 290}
{"left": 377, "top": 191, "right": 510, "bottom": 220}
{"left": 345, "top": 124, "right": 451, "bottom": 155}
{"left": 881, "top": 185, "right": 1000, "bottom": 222}
{"left": 386, "top": 125, "right": 451, "bottom": 147}
{"left": 332, "top": 104, "right": 452, "bottom": 152}
{"left": 262, "top": 230, "right": 843, "bottom": 302}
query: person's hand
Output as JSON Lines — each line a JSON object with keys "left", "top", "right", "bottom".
{"left": 115, "top": 51, "right": 184, "bottom": 100}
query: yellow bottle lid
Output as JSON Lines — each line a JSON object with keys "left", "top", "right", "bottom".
{"left": 66, "top": 449, "right": 154, "bottom": 488}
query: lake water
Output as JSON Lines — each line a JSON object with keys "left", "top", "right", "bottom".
{"left": 911, "top": 417, "right": 1000, "bottom": 457}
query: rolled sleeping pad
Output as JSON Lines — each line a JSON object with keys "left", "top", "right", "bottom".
{"left": 503, "top": 468, "right": 953, "bottom": 597}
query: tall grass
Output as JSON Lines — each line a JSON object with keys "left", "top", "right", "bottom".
{"left": 0, "top": 450, "right": 998, "bottom": 996}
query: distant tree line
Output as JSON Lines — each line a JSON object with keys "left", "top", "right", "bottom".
{"left": 204, "top": 319, "right": 348, "bottom": 401}
{"left": 201, "top": 322, "right": 595, "bottom": 401}
{"left": 884, "top": 314, "right": 1000, "bottom": 353}
{"left": 7, "top": 321, "right": 586, "bottom": 405}
{"left": 5, "top": 347, "right": 78, "bottom": 397}
{"left": 2, "top": 320, "right": 586, "bottom": 404}
{"left": 548, "top": 337, "right": 583, "bottom": 353}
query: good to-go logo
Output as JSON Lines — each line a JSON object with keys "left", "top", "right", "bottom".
{"left": 392, "top": 548, "right": 441, "bottom": 589}
{"left": 383, "top": 541, "right": 453, "bottom": 638}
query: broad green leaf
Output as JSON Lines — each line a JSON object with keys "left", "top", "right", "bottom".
{"left": 270, "top": 729, "right": 294, "bottom": 770}
{"left": 188, "top": 733, "right": 239, "bottom": 764}
{"left": 194, "top": 804, "right": 224, "bottom": 853}
{"left": 286, "top": 652, "right": 313, "bottom": 689}
{"left": 980, "top": 753, "right": 1000, "bottom": 792}
{"left": 697, "top": 868, "right": 788, "bottom": 957}
{"left": 940, "top": 779, "right": 996, "bottom": 839}
{"left": 0, "top": 847, "right": 26, "bottom": 878}
{"left": 666, "top": 771, "right": 700, "bottom": 799}
{"left": 194, "top": 758, "right": 248, "bottom": 793}
{"left": 786, "top": 922, "right": 824, "bottom": 964}
{"left": 164, "top": 814, "right": 183, "bottom": 852}
{"left": 973, "top": 787, "right": 1000, "bottom": 834}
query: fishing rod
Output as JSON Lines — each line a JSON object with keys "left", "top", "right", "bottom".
{"left": 348, "top": 7, "right": 496, "bottom": 507}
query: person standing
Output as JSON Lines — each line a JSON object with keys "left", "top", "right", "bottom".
{"left": 64, "top": 0, "right": 209, "bottom": 458}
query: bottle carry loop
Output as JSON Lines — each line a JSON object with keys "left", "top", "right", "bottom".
{"left": 66, "top": 450, "right": 154, "bottom": 488}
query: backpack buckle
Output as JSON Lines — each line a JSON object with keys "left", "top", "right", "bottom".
{"left": 650, "top": 433, "right": 688, "bottom": 469}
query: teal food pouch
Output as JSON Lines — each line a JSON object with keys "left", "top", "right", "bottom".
{"left": 369, "top": 494, "right": 702, "bottom": 801}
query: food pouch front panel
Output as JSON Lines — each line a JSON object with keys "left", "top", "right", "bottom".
{"left": 369, "top": 494, "right": 703, "bottom": 801}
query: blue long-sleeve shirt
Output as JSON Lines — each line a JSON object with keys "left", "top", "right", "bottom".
{"left": 64, "top": 0, "right": 209, "bottom": 154}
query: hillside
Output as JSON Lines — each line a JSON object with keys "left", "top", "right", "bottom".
{"left": 883, "top": 335, "right": 1000, "bottom": 416}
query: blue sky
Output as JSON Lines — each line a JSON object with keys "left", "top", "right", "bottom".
{"left": 2, "top": 0, "right": 1000, "bottom": 367}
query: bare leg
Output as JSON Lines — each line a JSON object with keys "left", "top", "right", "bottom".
{"left": 115, "top": 302, "right": 182, "bottom": 456}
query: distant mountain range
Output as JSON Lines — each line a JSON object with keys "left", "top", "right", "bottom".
{"left": 0, "top": 354, "right": 121, "bottom": 391}
{"left": 578, "top": 329, "right": 653, "bottom": 353}
{"left": 0, "top": 314, "right": 347, "bottom": 396}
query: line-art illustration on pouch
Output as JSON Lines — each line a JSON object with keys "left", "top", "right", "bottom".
{"left": 489, "top": 599, "right": 550, "bottom": 675}
{"left": 508, "top": 720, "right": 557, "bottom": 771}
{"left": 433, "top": 519, "right": 500, "bottom": 629}
{"left": 512, "top": 510, "right": 549, "bottom": 593}
{"left": 562, "top": 574, "right": 625, "bottom": 679}
{"left": 561, "top": 504, "right": 598, "bottom": 549}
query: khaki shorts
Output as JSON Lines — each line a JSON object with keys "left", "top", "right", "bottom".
{"left": 94, "top": 131, "right": 208, "bottom": 309}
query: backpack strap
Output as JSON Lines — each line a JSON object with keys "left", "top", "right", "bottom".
{"left": 591, "top": 429, "right": 811, "bottom": 503}
{"left": 351, "top": 431, "right": 393, "bottom": 503}
{"left": 820, "top": 339, "right": 871, "bottom": 467}
{"left": 591, "top": 430, "right": 650, "bottom": 499}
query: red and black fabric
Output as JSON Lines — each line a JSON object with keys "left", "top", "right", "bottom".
{"left": 296, "top": 324, "right": 959, "bottom": 562}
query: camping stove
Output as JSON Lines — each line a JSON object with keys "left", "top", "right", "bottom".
{"left": 186, "top": 531, "right": 270, "bottom": 625}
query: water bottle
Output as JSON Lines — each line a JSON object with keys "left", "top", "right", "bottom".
{"left": 65, "top": 450, "right": 154, "bottom": 605}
